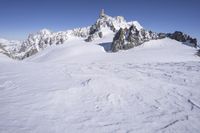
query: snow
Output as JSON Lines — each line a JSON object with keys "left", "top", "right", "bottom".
{"left": 0, "top": 37, "right": 200, "bottom": 133}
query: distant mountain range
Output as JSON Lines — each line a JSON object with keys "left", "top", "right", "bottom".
{"left": 0, "top": 10, "right": 198, "bottom": 60}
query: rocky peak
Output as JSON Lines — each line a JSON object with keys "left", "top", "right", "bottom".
{"left": 99, "top": 9, "right": 105, "bottom": 18}
{"left": 167, "top": 31, "right": 197, "bottom": 47}
{"left": 128, "top": 25, "right": 139, "bottom": 36}
{"left": 85, "top": 10, "right": 142, "bottom": 42}
{"left": 111, "top": 25, "right": 159, "bottom": 52}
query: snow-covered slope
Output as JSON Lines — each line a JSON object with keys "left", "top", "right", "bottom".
{"left": 0, "top": 38, "right": 200, "bottom": 133}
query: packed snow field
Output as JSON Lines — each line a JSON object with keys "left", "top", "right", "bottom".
{"left": 0, "top": 38, "right": 200, "bottom": 133}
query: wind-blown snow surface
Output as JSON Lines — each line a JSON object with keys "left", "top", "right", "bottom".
{"left": 0, "top": 38, "right": 200, "bottom": 133}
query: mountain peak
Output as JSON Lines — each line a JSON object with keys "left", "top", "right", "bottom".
{"left": 38, "top": 29, "right": 52, "bottom": 35}
{"left": 85, "top": 11, "right": 143, "bottom": 42}
{"left": 99, "top": 9, "right": 106, "bottom": 18}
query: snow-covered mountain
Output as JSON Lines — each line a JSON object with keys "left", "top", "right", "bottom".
{"left": 85, "top": 9, "right": 143, "bottom": 42}
{"left": 4, "top": 27, "right": 91, "bottom": 59}
{"left": 0, "top": 10, "right": 198, "bottom": 59}
{"left": 0, "top": 27, "right": 91, "bottom": 59}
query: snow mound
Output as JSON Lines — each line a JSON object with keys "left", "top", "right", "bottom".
{"left": 26, "top": 38, "right": 199, "bottom": 64}
{"left": 27, "top": 39, "right": 105, "bottom": 62}
{"left": 116, "top": 38, "right": 199, "bottom": 63}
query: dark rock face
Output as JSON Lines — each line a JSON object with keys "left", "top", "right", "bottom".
{"left": 127, "top": 25, "right": 140, "bottom": 46}
{"left": 158, "top": 33, "right": 167, "bottom": 39}
{"left": 111, "top": 25, "right": 159, "bottom": 52}
{"left": 170, "top": 31, "right": 186, "bottom": 41}
{"left": 189, "top": 38, "right": 197, "bottom": 47}
{"left": 168, "top": 31, "right": 197, "bottom": 47}
{"left": 98, "top": 32, "right": 103, "bottom": 38}
{"left": 21, "top": 49, "right": 38, "bottom": 59}
{"left": 85, "top": 36, "right": 93, "bottom": 42}
{"left": 197, "top": 49, "right": 200, "bottom": 57}
{"left": 111, "top": 28, "right": 126, "bottom": 52}
{"left": 89, "top": 25, "right": 99, "bottom": 35}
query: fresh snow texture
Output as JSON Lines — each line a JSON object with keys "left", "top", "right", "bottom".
{"left": 0, "top": 38, "right": 200, "bottom": 133}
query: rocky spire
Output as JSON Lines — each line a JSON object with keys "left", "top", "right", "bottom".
{"left": 100, "top": 9, "right": 105, "bottom": 18}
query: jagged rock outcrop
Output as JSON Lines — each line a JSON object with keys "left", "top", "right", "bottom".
{"left": 167, "top": 31, "right": 197, "bottom": 47}
{"left": 13, "top": 29, "right": 68, "bottom": 59}
{"left": 197, "top": 49, "right": 200, "bottom": 57}
{"left": 111, "top": 25, "right": 159, "bottom": 52}
{"left": 111, "top": 28, "right": 126, "bottom": 52}
{"left": 111, "top": 29, "right": 198, "bottom": 52}
{"left": 158, "top": 33, "right": 167, "bottom": 39}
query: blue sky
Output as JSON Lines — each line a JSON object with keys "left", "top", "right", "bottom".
{"left": 0, "top": 0, "right": 199, "bottom": 41}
